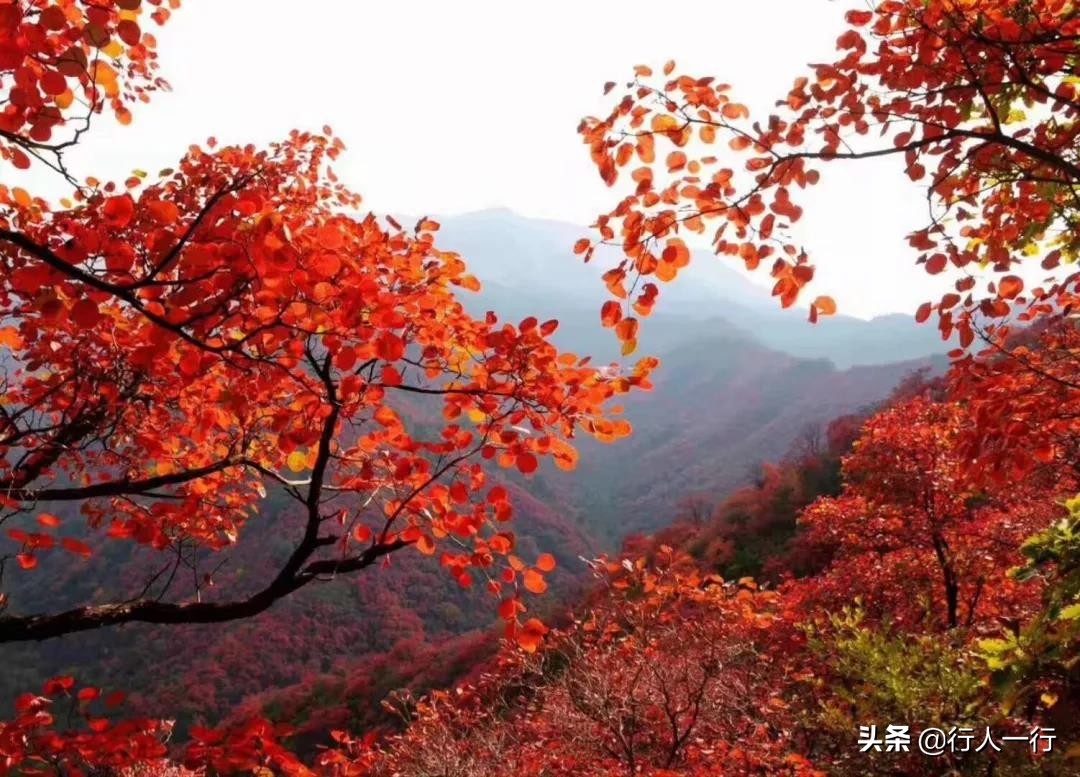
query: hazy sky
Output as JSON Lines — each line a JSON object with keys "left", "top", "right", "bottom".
{"left": 22, "top": 0, "right": 942, "bottom": 320}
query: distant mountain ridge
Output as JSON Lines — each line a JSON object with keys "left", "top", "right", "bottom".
{"left": 435, "top": 208, "right": 947, "bottom": 368}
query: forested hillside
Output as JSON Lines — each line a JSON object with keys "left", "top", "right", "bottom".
{"left": 0, "top": 314, "right": 933, "bottom": 727}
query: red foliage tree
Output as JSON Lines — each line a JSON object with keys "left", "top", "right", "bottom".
{"left": 796, "top": 397, "right": 1057, "bottom": 630}
{"left": 578, "top": 0, "right": 1080, "bottom": 358}
{"left": 0, "top": 0, "right": 654, "bottom": 646}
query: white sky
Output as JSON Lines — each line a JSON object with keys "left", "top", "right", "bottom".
{"left": 21, "top": 0, "right": 941, "bottom": 320}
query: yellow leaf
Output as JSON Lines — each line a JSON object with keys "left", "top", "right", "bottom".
{"left": 467, "top": 408, "right": 486, "bottom": 424}
{"left": 286, "top": 450, "right": 307, "bottom": 473}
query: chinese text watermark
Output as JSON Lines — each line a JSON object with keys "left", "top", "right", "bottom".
{"left": 857, "top": 725, "right": 1055, "bottom": 756}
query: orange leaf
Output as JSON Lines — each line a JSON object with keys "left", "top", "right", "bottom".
{"left": 666, "top": 151, "right": 687, "bottom": 171}
{"left": 523, "top": 568, "right": 547, "bottom": 594}
{"left": 317, "top": 224, "right": 344, "bottom": 250}
{"left": 517, "top": 618, "right": 549, "bottom": 653}
{"left": 146, "top": 200, "right": 179, "bottom": 225}
{"left": 416, "top": 534, "right": 436, "bottom": 555}
{"left": 662, "top": 239, "right": 690, "bottom": 268}
{"left": 615, "top": 317, "right": 639, "bottom": 342}
{"left": 0, "top": 326, "right": 23, "bottom": 350}
{"left": 999, "top": 275, "right": 1024, "bottom": 299}
{"left": 813, "top": 296, "right": 837, "bottom": 316}
{"left": 311, "top": 252, "right": 342, "bottom": 279}
{"left": 650, "top": 114, "right": 679, "bottom": 133}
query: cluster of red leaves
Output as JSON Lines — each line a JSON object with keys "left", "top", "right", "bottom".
{"left": 1, "top": 0, "right": 177, "bottom": 172}
{"left": 5, "top": 0, "right": 1080, "bottom": 774}
{"left": 951, "top": 320, "right": 1080, "bottom": 484}
{"left": 578, "top": 0, "right": 1080, "bottom": 345}
{"left": 350, "top": 359, "right": 1077, "bottom": 775}
{"left": 0, "top": 0, "right": 656, "bottom": 647}
{"left": 0, "top": 676, "right": 170, "bottom": 777}
{"left": 0, "top": 681, "right": 313, "bottom": 777}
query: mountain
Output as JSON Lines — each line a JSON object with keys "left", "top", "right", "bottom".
{"left": 565, "top": 331, "right": 945, "bottom": 541}
{"left": 436, "top": 208, "right": 946, "bottom": 368}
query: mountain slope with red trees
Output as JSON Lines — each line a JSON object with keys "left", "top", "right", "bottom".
{"left": 324, "top": 341, "right": 1078, "bottom": 776}
{"left": 0, "top": 325, "right": 934, "bottom": 733}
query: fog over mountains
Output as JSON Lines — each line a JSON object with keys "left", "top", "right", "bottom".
{"left": 436, "top": 208, "right": 947, "bottom": 369}
{"left": 434, "top": 209, "right": 948, "bottom": 539}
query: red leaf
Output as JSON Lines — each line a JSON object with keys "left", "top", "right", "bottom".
{"left": 925, "top": 254, "right": 947, "bottom": 274}
{"left": 515, "top": 452, "right": 538, "bottom": 475}
{"left": 102, "top": 194, "right": 135, "bottom": 228}
{"left": 71, "top": 299, "right": 102, "bottom": 328}
{"left": 601, "top": 300, "right": 623, "bottom": 328}
{"left": 146, "top": 199, "right": 179, "bottom": 225}
{"left": 317, "top": 224, "right": 344, "bottom": 250}
{"left": 36, "top": 513, "right": 61, "bottom": 528}
{"left": 10, "top": 148, "right": 30, "bottom": 170}
{"left": 498, "top": 597, "right": 518, "bottom": 620}
{"left": 61, "top": 537, "right": 92, "bottom": 558}
{"left": 375, "top": 332, "right": 405, "bottom": 361}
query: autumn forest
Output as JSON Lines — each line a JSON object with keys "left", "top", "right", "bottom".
{"left": 2, "top": 0, "right": 1080, "bottom": 774}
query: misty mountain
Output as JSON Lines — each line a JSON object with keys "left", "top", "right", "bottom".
{"left": 435, "top": 208, "right": 946, "bottom": 368}
{"left": 429, "top": 209, "right": 948, "bottom": 539}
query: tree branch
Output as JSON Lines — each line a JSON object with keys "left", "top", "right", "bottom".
{"left": 0, "top": 539, "right": 407, "bottom": 642}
